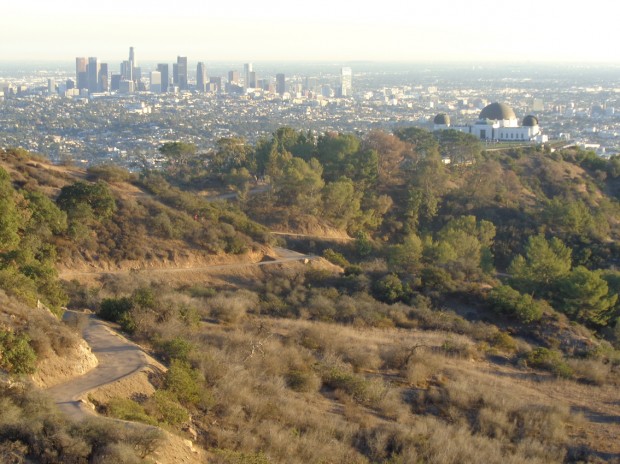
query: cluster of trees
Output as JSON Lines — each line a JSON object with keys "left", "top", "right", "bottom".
{"left": 0, "top": 145, "right": 273, "bottom": 332}
{"left": 150, "top": 130, "right": 620, "bottom": 337}
{"left": 507, "top": 234, "right": 618, "bottom": 327}
{"left": 156, "top": 127, "right": 481, "bottom": 235}
{"left": 0, "top": 163, "right": 68, "bottom": 313}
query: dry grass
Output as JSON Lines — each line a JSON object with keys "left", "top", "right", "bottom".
{"left": 152, "top": 316, "right": 583, "bottom": 463}
{"left": 65, "top": 276, "right": 620, "bottom": 462}
{"left": 0, "top": 290, "right": 80, "bottom": 360}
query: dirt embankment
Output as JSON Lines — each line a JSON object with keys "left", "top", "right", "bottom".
{"left": 33, "top": 338, "right": 98, "bottom": 389}
{"left": 39, "top": 313, "right": 204, "bottom": 464}
{"left": 58, "top": 247, "right": 268, "bottom": 277}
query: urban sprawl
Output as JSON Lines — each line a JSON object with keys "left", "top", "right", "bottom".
{"left": 1, "top": 47, "right": 619, "bottom": 167}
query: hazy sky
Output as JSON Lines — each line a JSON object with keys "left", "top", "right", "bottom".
{"left": 3, "top": 0, "right": 620, "bottom": 63}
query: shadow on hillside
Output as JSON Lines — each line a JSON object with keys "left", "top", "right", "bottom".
{"left": 482, "top": 364, "right": 555, "bottom": 383}
{"left": 572, "top": 406, "right": 620, "bottom": 424}
{"left": 567, "top": 445, "right": 620, "bottom": 463}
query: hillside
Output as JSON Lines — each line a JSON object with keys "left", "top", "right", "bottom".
{"left": 0, "top": 148, "right": 272, "bottom": 274}
{"left": 1, "top": 134, "right": 620, "bottom": 464}
{"left": 0, "top": 147, "right": 275, "bottom": 463}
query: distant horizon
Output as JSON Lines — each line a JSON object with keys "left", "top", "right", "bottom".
{"left": 2, "top": 59, "right": 620, "bottom": 68}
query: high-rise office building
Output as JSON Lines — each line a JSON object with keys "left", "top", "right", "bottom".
{"left": 87, "top": 57, "right": 100, "bottom": 94}
{"left": 340, "top": 67, "right": 352, "bottom": 97}
{"left": 128, "top": 46, "right": 141, "bottom": 84}
{"left": 133, "top": 67, "right": 142, "bottom": 82}
{"left": 304, "top": 77, "right": 318, "bottom": 93}
{"left": 243, "top": 63, "right": 253, "bottom": 89}
{"left": 276, "top": 73, "right": 286, "bottom": 96}
{"left": 76, "top": 57, "right": 88, "bottom": 90}
{"left": 210, "top": 77, "right": 223, "bottom": 93}
{"left": 157, "top": 64, "right": 169, "bottom": 92}
{"left": 228, "top": 70, "right": 239, "bottom": 84}
{"left": 248, "top": 71, "right": 257, "bottom": 89}
{"left": 121, "top": 61, "right": 130, "bottom": 81}
{"left": 196, "top": 62, "right": 207, "bottom": 92}
{"left": 110, "top": 74, "right": 121, "bottom": 91}
{"left": 99, "top": 63, "right": 109, "bottom": 92}
{"left": 150, "top": 71, "right": 162, "bottom": 93}
{"left": 119, "top": 80, "right": 135, "bottom": 94}
{"left": 47, "top": 78, "right": 56, "bottom": 94}
{"left": 176, "top": 56, "right": 188, "bottom": 90}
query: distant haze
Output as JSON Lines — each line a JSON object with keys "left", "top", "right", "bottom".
{"left": 3, "top": 0, "right": 620, "bottom": 63}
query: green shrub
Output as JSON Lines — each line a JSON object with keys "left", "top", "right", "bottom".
{"left": 285, "top": 369, "right": 321, "bottom": 392}
{"left": 0, "top": 266, "right": 38, "bottom": 307}
{"left": 156, "top": 337, "right": 194, "bottom": 363}
{"left": 178, "top": 303, "right": 201, "bottom": 327}
{"left": 164, "top": 359, "right": 202, "bottom": 406}
{"left": 321, "top": 365, "right": 385, "bottom": 406}
{"left": 106, "top": 397, "right": 157, "bottom": 426}
{"left": 131, "top": 286, "right": 157, "bottom": 310}
{"left": 323, "top": 248, "right": 350, "bottom": 267}
{"left": 488, "top": 284, "right": 545, "bottom": 323}
{"left": 145, "top": 390, "right": 189, "bottom": 425}
{"left": 0, "top": 329, "right": 37, "bottom": 374}
{"left": 87, "top": 164, "right": 137, "bottom": 183}
{"left": 373, "top": 273, "right": 411, "bottom": 303}
{"left": 344, "top": 264, "right": 363, "bottom": 276}
{"left": 185, "top": 285, "right": 217, "bottom": 298}
{"left": 99, "top": 297, "right": 133, "bottom": 323}
{"left": 488, "top": 331, "right": 517, "bottom": 353}
{"left": 525, "top": 348, "right": 574, "bottom": 378}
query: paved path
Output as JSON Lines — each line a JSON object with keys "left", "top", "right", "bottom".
{"left": 49, "top": 247, "right": 316, "bottom": 419}
{"left": 46, "top": 314, "right": 148, "bottom": 421}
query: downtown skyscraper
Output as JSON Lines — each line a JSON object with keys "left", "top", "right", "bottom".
{"left": 174, "top": 56, "right": 188, "bottom": 90}
{"left": 196, "top": 62, "right": 207, "bottom": 92}
{"left": 244, "top": 63, "right": 253, "bottom": 89}
{"left": 340, "top": 67, "right": 352, "bottom": 97}
{"left": 99, "top": 63, "right": 109, "bottom": 92}
{"left": 276, "top": 73, "right": 286, "bottom": 96}
{"left": 87, "top": 57, "right": 100, "bottom": 93}
{"left": 157, "top": 63, "right": 169, "bottom": 92}
{"left": 75, "top": 57, "right": 87, "bottom": 90}
{"left": 121, "top": 47, "right": 139, "bottom": 85}
{"left": 150, "top": 71, "right": 162, "bottom": 93}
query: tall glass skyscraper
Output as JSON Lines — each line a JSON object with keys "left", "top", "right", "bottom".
{"left": 176, "top": 56, "right": 188, "bottom": 90}
{"left": 157, "top": 64, "right": 169, "bottom": 92}
{"left": 244, "top": 63, "right": 253, "bottom": 89}
{"left": 76, "top": 57, "right": 88, "bottom": 90}
{"left": 196, "top": 62, "right": 207, "bottom": 92}
{"left": 87, "top": 57, "right": 100, "bottom": 94}
{"left": 340, "top": 67, "right": 352, "bottom": 97}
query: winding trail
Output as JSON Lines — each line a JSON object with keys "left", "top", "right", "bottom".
{"left": 46, "top": 314, "right": 149, "bottom": 421}
{"left": 50, "top": 247, "right": 317, "bottom": 420}
{"left": 59, "top": 247, "right": 317, "bottom": 280}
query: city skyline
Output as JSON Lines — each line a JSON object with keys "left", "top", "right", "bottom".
{"left": 3, "top": 0, "right": 620, "bottom": 63}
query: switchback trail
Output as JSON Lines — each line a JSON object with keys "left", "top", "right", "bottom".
{"left": 46, "top": 313, "right": 149, "bottom": 421}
